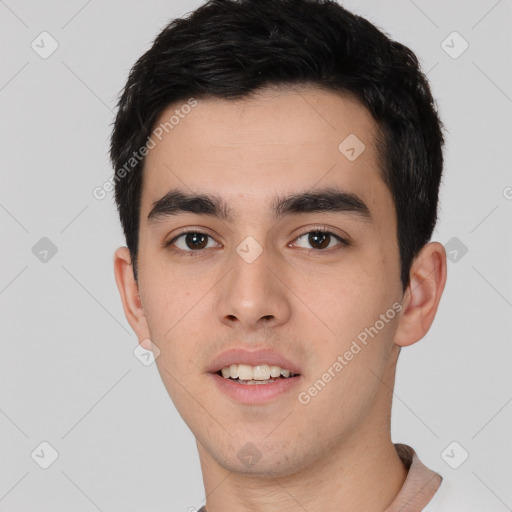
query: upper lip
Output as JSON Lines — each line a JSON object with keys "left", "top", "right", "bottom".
{"left": 207, "top": 347, "right": 302, "bottom": 375}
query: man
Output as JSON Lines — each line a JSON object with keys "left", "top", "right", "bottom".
{"left": 110, "top": 0, "right": 458, "bottom": 510}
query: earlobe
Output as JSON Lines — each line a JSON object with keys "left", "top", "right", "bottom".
{"left": 113, "top": 247, "right": 151, "bottom": 345}
{"left": 394, "top": 242, "right": 447, "bottom": 347}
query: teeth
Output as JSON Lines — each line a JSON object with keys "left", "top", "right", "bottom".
{"left": 237, "top": 364, "right": 253, "bottom": 380}
{"left": 253, "top": 365, "right": 270, "bottom": 380}
{"left": 269, "top": 365, "right": 281, "bottom": 378}
{"left": 218, "top": 363, "right": 297, "bottom": 381}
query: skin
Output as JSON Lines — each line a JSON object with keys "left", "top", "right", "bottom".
{"left": 114, "top": 85, "right": 447, "bottom": 512}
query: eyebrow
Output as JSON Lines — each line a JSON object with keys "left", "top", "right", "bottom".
{"left": 147, "top": 187, "right": 372, "bottom": 224}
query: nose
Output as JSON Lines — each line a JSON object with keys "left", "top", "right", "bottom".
{"left": 215, "top": 243, "right": 292, "bottom": 331}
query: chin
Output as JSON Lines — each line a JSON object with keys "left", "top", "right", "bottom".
{"left": 207, "top": 436, "right": 315, "bottom": 478}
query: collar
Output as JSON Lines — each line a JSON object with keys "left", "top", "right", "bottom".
{"left": 384, "top": 443, "right": 443, "bottom": 511}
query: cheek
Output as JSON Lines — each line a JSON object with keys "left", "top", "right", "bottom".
{"left": 139, "top": 246, "right": 205, "bottom": 322}
{"left": 138, "top": 270, "right": 204, "bottom": 364}
{"left": 140, "top": 273, "right": 209, "bottom": 412}
{"left": 295, "top": 263, "right": 384, "bottom": 340}
{"left": 293, "top": 255, "right": 400, "bottom": 376}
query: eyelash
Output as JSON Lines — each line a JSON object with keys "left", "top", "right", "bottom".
{"left": 164, "top": 228, "right": 350, "bottom": 257}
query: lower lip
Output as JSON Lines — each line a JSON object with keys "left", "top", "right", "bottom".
{"left": 208, "top": 373, "right": 302, "bottom": 404}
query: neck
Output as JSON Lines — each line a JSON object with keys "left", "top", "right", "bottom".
{"left": 197, "top": 426, "right": 407, "bottom": 512}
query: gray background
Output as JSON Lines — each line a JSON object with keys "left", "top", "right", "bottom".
{"left": 1, "top": 0, "right": 511, "bottom": 510}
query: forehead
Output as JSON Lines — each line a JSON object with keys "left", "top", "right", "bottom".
{"left": 141, "top": 85, "right": 391, "bottom": 223}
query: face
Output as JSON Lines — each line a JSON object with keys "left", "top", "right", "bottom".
{"left": 123, "top": 86, "right": 408, "bottom": 476}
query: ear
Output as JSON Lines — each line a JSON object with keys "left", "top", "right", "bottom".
{"left": 394, "top": 241, "right": 447, "bottom": 347}
{"left": 113, "top": 247, "right": 152, "bottom": 350}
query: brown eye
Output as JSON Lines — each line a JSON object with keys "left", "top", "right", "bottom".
{"left": 166, "top": 231, "right": 219, "bottom": 254}
{"left": 294, "top": 230, "right": 348, "bottom": 251}
{"left": 308, "top": 232, "right": 331, "bottom": 249}
{"left": 183, "top": 233, "right": 209, "bottom": 250}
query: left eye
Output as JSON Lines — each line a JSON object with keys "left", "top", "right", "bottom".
{"left": 293, "top": 230, "right": 348, "bottom": 251}
{"left": 169, "top": 232, "right": 219, "bottom": 252}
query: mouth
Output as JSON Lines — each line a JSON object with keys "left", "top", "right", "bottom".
{"left": 215, "top": 363, "right": 300, "bottom": 385}
{"left": 207, "top": 349, "right": 303, "bottom": 404}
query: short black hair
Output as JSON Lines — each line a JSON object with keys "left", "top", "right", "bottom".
{"left": 110, "top": 0, "right": 445, "bottom": 290}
